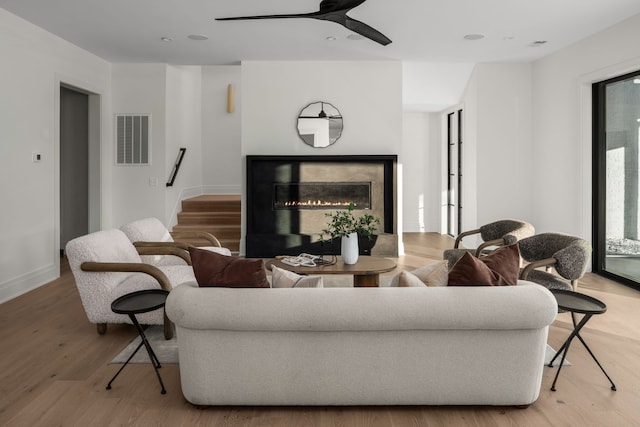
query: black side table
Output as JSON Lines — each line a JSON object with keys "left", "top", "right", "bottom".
{"left": 548, "top": 289, "right": 616, "bottom": 392}
{"left": 107, "top": 289, "right": 169, "bottom": 394}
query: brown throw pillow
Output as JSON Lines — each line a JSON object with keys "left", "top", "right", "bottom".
{"left": 448, "top": 244, "right": 520, "bottom": 286}
{"left": 189, "top": 247, "right": 269, "bottom": 288}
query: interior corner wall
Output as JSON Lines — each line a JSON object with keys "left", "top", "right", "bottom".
{"left": 165, "top": 65, "right": 204, "bottom": 226}
{"left": 532, "top": 13, "right": 640, "bottom": 241}
{"left": 110, "top": 64, "right": 168, "bottom": 228}
{"left": 0, "top": 8, "right": 111, "bottom": 303}
{"left": 402, "top": 112, "right": 441, "bottom": 232}
{"left": 201, "top": 65, "right": 242, "bottom": 194}
{"left": 459, "top": 63, "right": 534, "bottom": 232}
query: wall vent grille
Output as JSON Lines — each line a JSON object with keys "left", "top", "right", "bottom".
{"left": 115, "top": 114, "right": 150, "bottom": 165}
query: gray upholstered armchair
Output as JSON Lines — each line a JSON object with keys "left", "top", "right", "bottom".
{"left": 518, "top": 233, "right": 592, "bottom": 291}
{"left": 443, "top": 219, "right": 535, "bottom": 267}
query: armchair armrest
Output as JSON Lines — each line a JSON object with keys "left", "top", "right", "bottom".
{"left": 80, "top": 261, "right": 174, "bottom": 339}
{"left": 453, "top": 228, "right": 481, "bottom": 249}
{"left": 519, "top": 258, "right": 557, "bottom": 280}
{"left": 133, "top": 242, "right": 192, "bottom": 265}
{"left": 80, "top": 261, "right": 172, "bottom": 291}
{"left": 171, "top": 231, "right": 222, "bottom": 247}
{"left": 474, "top": 238, "right": 505, "bottom": 257}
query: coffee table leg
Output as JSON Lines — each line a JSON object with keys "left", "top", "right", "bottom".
{"left": 354, "top": 274, "right": 379, "bottom": 287}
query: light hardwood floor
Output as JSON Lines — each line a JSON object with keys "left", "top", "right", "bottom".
{"left": 1, "top": 233, "right": 640, "bottom": 426}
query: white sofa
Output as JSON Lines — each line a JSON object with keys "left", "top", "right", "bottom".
{"left": 165, "top": 281, "right": 557, "bottom": 406}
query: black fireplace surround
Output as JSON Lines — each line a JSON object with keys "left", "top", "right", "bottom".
{"left": 246, "top": 155, "right": 396, "bottom": 258}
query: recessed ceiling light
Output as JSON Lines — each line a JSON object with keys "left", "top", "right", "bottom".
{"left": 160, "top": 37, "right": 173, "bottom": 42}
{"left": 531, "top": 40, "right": 548, "bottom": 46}
{"left": 463, "top": 34, "right": 484, "bottom": 41}
{"left": 326, "top": 36, "right": 337, "bottom": 41}
{"left": 188, "top": 34, "right": 209, "bottom": 41}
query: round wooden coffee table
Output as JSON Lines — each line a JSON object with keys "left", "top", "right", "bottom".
{"left": 268, "top": 256, "right": 396, "bottom": 287}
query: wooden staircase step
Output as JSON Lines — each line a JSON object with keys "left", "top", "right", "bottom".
{"left": 173, "top": 194, "right": 242, "bottom": 253}
{"left": 181, "top": 195, "right": 241, "bottom": 212}
{"left": 177, "top": 211, "right": 241, "bottom": 225}
{"left": 172, "top": 225, "right": 240, "bottom": 239}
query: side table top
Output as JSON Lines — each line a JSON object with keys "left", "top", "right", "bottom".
{"left": 111, "top": 289, "right": 169, "bottom": 315}
{"left": 268, "top": 256, "right": 397, "bottom": 276}
{"left": 550, "top": 289, "right": 607, "bottom": 314}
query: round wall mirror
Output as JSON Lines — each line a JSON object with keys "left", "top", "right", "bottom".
{"left": 296, "top": 101, "right": 343, "bottom": 148}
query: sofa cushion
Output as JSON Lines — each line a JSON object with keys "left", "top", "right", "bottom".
{"left": 271, "top": 265, "right": 323, "bottom": 288}
{"left": 391, "top": 271, "right": 427, "bottom": 287}
{"left": 189, "top": 247, "right": 269, "bottom": 288}
{"left": 448, "top": 244, "right": 520, "bottom": 286}
{"left": 390, "top": 260, "right": 448, "bottom": 287}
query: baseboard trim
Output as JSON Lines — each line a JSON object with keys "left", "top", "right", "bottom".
{"left": 201, "top": 185, "right": 242, "bottom": 195}
{"left": 0, "top": 263, "right": 58, "bottom": 304}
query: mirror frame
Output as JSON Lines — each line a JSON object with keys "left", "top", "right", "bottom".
{"left": 296, "top": 101, "right": 343, "bottom": 148}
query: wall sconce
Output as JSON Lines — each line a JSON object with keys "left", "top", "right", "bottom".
{"left": 227, "top": 84, "right": 235, "bottom": 113}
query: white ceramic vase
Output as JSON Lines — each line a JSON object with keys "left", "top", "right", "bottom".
{"left": 341, "top": 232, "right": 359, "bottom": 265}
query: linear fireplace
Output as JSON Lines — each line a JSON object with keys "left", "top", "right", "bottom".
{"left": 273, "top": 182, "right": 372, "bottom": 210}
{"left": 246, "top": 155, "right": 397, "bottom": 258}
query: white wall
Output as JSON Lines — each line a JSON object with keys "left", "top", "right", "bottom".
{"left": 402, "top": 112, "right": 441, "bottom": 232}
{"left": 201, "top": 66, "right": 242, "bottom": 194}
{"left": 532, "top": 13, "right": 640, "bottom": 240}
{"left": 110, "top": 64, "right": 167, "bottom": 227}
{"left": 165, "top": 65, "right": 204, "bottom": 225}
{"left": 241, "top": 61, "right": 403, "bottom": 156}
{"left": 0, "top": 9, "right": 111, "bottom": 303}
{"left": 459, "top": 63, "right": 534, "bottom": 232}
{"left": 111, "top": 64, "right": 209, "bottom": 228}
{"left": 402, "top": 62, "right": 475, "bottom": 112}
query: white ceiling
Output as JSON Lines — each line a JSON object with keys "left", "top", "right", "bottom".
{"left": 2, "top": 0, "right": 640, "bottom": 65}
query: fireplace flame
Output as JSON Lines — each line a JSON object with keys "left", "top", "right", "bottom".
{"left": 279, "top": 200, "right": 357, "bottom": 208}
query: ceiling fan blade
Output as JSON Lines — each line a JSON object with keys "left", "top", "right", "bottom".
{"left": 216, "top": 13, "right": 314, "bottom": 21}
{"left": 217, "top": 0, "right": 391, "bottom": 46}
{"left": 342, "top": 16, "right": 392, "bottom": 46}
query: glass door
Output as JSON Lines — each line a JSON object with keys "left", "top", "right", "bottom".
{"left": 593, "top": 70, "right": 640, "bottom": 289}
{"left": 446, "top": 110, "right": 463, "bottom": 237}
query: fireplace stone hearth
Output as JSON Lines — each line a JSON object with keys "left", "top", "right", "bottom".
{"left": 246, "top": 155, "right": 397, "bottom": 258}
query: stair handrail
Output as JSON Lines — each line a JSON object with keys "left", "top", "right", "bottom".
{"left": 166, "top": 148, "right": 186, "bottom": 187}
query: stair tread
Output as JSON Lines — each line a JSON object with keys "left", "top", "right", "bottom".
{"left": 174, "top": 194, "right": 242, "bottom": 252}
{"left": 185, "top": 195, "right": 241, "bottom": 202}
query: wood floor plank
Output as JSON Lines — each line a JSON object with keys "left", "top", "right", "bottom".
{"left": 1, "top": 232, "right": 640, "bottom": 426}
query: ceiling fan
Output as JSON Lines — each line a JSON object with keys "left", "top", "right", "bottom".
{"left": 216, "top": 0, "right": 392, "bottom": 46}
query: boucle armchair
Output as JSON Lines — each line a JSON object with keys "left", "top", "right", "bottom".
{"left": 518, "top": 233, "right": 592, "bottom": 291}
{"left": 120, "top": 217, "right": 231, "bottom": 266}
{"left": 65, "top": 229, "right": 196, "bottom": 338}
{"left": 443, "top": 219, "right": 535, "bottom": 267}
